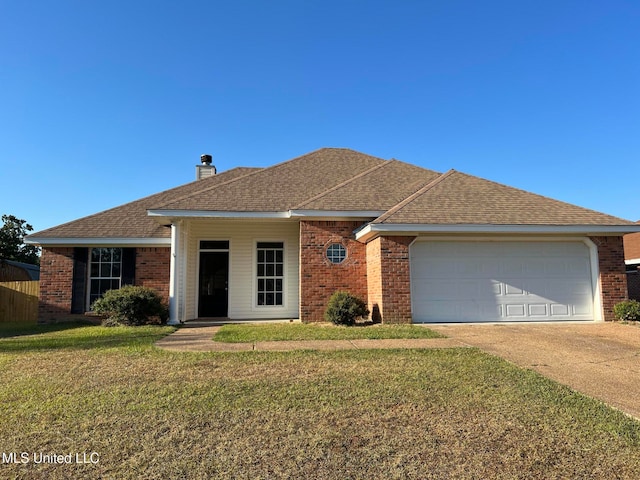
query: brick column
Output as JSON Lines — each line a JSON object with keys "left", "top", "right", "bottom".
{"left": 590, "top": 236, "right": 627, "bottom": 321}
{"left": 366, "top": 236, "right": 415, "bottom": 324}
{"left": 38, "top": 247, "right": 75, "bottom": 322}
{"left": 299, "top": 221, "right": 368, "bottom": 322}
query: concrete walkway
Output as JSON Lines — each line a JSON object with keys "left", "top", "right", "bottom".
{"left": 154, "top": 323, "right": 465, "bottom": 352}
{"left": 428, "top": 322, "right": 640, "bottom": 419}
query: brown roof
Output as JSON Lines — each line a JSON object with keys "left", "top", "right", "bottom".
{"left": 30, "top": 167, "right": 260, "bottom": 239}
{"left": 29, "top": 148, "right": 636, "bottom": 242}
{"left": 153, "top": 148, "right": 386, "bottom": 211}
{"left": 374, "top": 170, "right": 633, "bottom": 226}
{"left": 624, "top": 222, "right": 640, "bottom": 261}
{"left": 292, "top": 160, "right": 441, "bottom": 211}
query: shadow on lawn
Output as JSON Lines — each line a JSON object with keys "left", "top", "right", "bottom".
{"left": 0, "top": 322, "right": 174, "bottom": 352}
{"left": 0, "top": 321, "right": 92, "bottom": 339}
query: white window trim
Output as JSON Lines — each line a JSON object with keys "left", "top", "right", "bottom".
{"left": 86, "top": 247, "right": 123, "bottom": 310}
{"left": 253, "top": 239, "right": 287, "bottom": 311}
{"left": 326, "top": 242, "right": 348, "bottom": 264}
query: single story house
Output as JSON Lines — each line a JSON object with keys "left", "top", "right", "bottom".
{"left": 26, "top": 148, "right": 640, "bottom": 324}
{"left": 624, "top": 223, "right": 640, "bottom": 300}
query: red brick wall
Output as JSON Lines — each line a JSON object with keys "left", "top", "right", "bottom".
{"left": 623, "top": 231, "right": 640, "bottom": 262}
{"left": 375, "top": 236, "right": 415, "bottom": 324}
{"left": 38, "top": 247, "right": 171, "bottom": 322}
{"left": 135, "top": 247, "right": 171, "bottom": 305}
{"left": 590, "top": 236, "right": 628, "bottom": 321}
{"left": 38, "top": 247, "right": 75, "bottom": 321}
{"left": 300, "top": 221, "right": 368, "bottom": 322}
{"left": 366, "top": 238, "right": 382, "bottom": 322}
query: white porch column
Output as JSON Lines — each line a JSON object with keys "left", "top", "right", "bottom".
{"left": 168, "top": 221, "right": 182, "bottom": 325}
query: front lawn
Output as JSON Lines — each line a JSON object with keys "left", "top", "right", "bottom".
{"left": 0, "top": 323, "right": 639, "bottom": 479}
{"left": 212, "top": 322, "right": 445, "bottom": 342}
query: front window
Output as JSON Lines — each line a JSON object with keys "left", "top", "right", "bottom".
{"left": 256, "top": 242, "right": 284, "bottom": 306}
{"left": 326, "top": 243, "right": 347, "bottom": 264}
{"left": 89, "top": 248, "right": 122, "bottom": 306}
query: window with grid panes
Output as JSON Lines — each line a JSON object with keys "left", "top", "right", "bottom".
{"left": 89, "top": 248, "right": 122, "bottom": 307}
{"left": 256, "top": 242, "right": 284, "bottom": 306}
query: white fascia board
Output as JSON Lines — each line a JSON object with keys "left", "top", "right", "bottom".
{"left": 355, "top": 223, "right": 640, "bottom": 242}
{"left": 626, "top": 258, "right": 640, "bottom": 265}
{"left": 147, "top": 209, "right": 291, "bottom": 219}
{"left": 25, "top": 237, "right": 171, "bottom": 247}
{"left": 289, "top": 209, "right": 384, "bottom": 220}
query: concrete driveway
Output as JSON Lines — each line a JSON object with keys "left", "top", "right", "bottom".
{"left": 428, "top": 322, "right": 640, "bottom": 419}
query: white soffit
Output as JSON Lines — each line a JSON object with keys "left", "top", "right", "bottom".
{"left": 355, "top": 223, "right": 640, "bottom": 242}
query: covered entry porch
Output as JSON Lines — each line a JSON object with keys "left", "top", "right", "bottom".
{"left": 165, "top": 218, "right": 300, "bottom": 324}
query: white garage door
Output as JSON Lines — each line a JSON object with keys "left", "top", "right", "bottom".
{"left": 410, "top": 241, "right": 594, "bottom": 323}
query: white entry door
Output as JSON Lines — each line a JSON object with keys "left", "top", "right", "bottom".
{"left": 410, "top": 241, "right": 594, "bottom": 323}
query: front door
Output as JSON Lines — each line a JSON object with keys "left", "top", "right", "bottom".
{"left": 198, "top": 251, "right": 229, "bottom": 317}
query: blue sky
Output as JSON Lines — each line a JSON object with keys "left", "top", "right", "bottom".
{"left": 1, "top": 0, "right": 638, "bottom": 233}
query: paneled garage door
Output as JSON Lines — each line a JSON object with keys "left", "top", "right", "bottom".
{"left": 410, "top": 241, "right": 594, "bottom": 323}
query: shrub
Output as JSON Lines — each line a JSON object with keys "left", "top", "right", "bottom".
{"left": 92, "top": 285, "right": 169, "bottom": 326}
{"left": 324, "top": 291, "right": 369, "bottom": 326}
{"left": 613, "top": 300, "right": 640, "bottom": 322}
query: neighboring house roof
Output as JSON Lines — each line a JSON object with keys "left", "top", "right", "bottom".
{"left": 0, "top": 259, "right": 40, "bottom": 281}
{"left": 27, "top": 147, "right": 639, "bottom": 244}
{"left": 624, "top": 222, "right": 640, "bottom": 264}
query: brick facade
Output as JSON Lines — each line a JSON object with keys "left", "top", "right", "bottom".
{"left": 590, "top": 236, "right": 628, "bottom": 321}
{"left": 366, "top": 236, "right": 414, "bottom": 324}
{"left": 38, "top": 246, "right": 171, "bottom": 323}
{"left": 38, "top": 247, "right": 75, "bottom": 322}
{"left": 38, "top": 235, "right": 628, "bottom": 324}
{"left": 299, "top": 221, "right": 368, "bottom": 322}
{"left": 135, "top": 247, "right": 171, "bottom": 305}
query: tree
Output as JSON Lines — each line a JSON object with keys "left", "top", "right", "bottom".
{"left": 0, "top": 214, "right": 40, "bottom": 265}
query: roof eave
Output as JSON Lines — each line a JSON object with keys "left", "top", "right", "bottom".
{"left": 147, "top": 210, "right": 292, "bottom": 220}
{"left": 289, "top": 210, "right": 384, "bottom": 220}
{"left": 355, "top": 224, "right": 640, "bottom": 242}
{"left": 25, "top": 237, "right": 171, "bottom": 247}
{"left": 147, "top": 209, "right": 383, "bottom": 222}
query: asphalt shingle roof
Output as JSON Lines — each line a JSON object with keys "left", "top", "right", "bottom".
{"left": 153, "top": 148, "right": 386, "bottom": 211}
{"left": 28, "top": 148, "right": 635, "bottom": 241}
{"left": 292, "top": 160, "right": 441, "bottom": 212}
{"left": 374, "top": 169, "right": 632, "bottom": 226}
{"left": 30, "top": 167, "right": 260, "bottom": 239}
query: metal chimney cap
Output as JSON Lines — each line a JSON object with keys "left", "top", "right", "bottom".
{"left": 200, "top": 154, "right": 213, "bottom": 165}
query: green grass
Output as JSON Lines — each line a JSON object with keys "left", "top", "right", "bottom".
{"left": 212, "top": 322, "right": 445, "bottom": 342}
{"left": 0, "top": 322, "right": 175, "bottom": 352}
{"left": 0, "top": 323, "right": 639, "bottom": 479}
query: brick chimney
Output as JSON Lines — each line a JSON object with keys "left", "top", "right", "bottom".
{"left": 196, "top": 154, "right": 216, "bottom": 180}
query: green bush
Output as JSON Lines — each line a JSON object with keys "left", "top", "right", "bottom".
{"left": 92, "top": 285, "right": 169, "bottom": 326}
{"left": 613, "top": 299, "right": 640, "bottom": 322}
{"left": 324, "top": 291, "right": 369, "bottom": 326}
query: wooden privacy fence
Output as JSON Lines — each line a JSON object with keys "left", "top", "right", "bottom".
{"left": 0, "top": 281, "right": 40, "bottom": 322}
